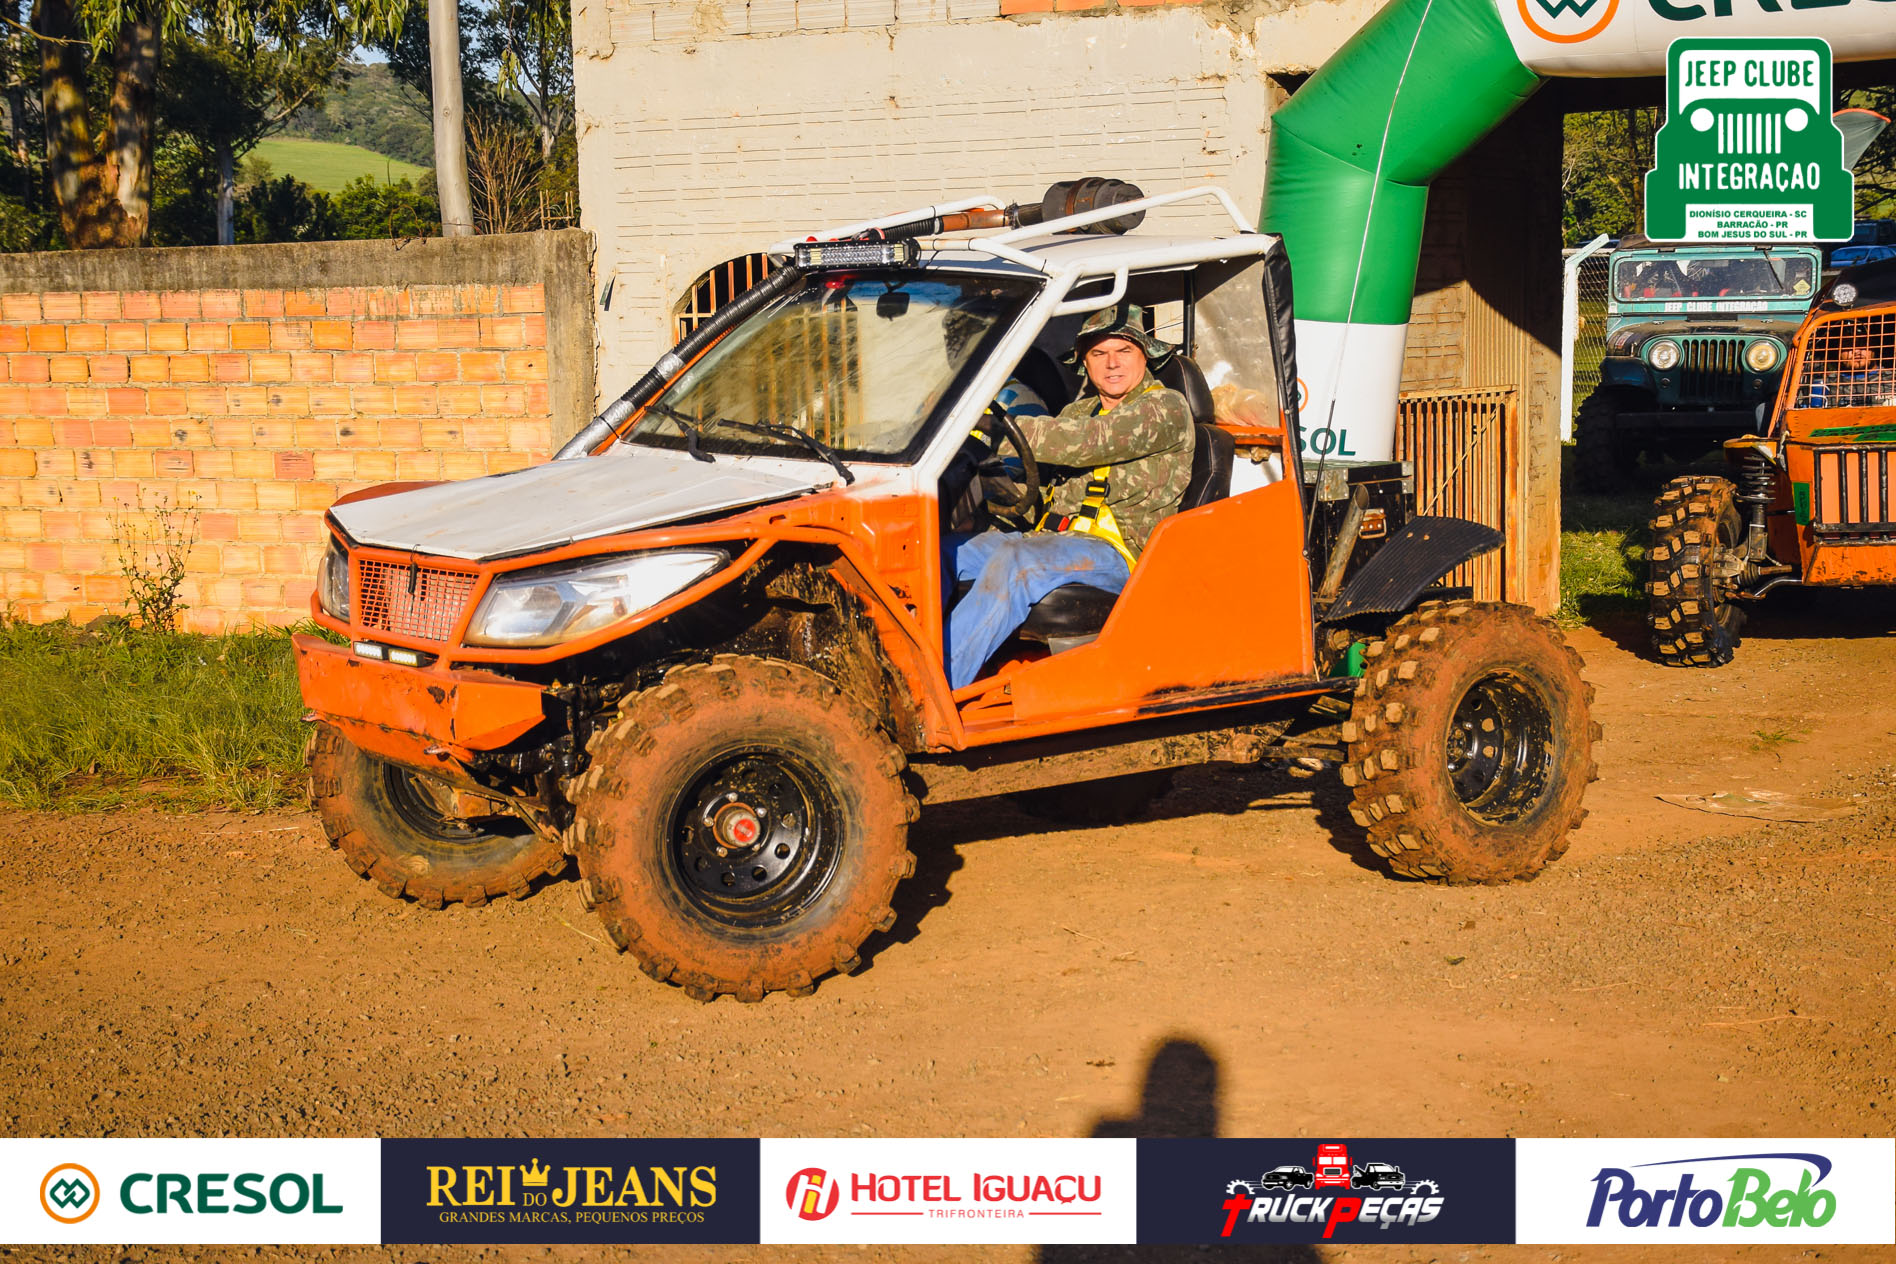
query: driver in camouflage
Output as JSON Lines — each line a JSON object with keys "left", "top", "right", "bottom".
{"left": 947, "top": 303, "right": 1194, "bottom": 689}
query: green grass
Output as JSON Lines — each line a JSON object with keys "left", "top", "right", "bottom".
{"left": 1557, "top": 451, "right": 1656, "bottom": 626}
{"left": 249, "top": 137, "right": 427, "bottom": 194}
{"left": 0, "top": 618, "right": 317, "bottom": 812}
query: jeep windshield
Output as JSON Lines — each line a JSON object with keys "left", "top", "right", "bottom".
{"left": 626, "top": 271, "right": 1039, "bottom": 463}
{"left": 1614, "top": 253, "right": 1816, "bottom": 302}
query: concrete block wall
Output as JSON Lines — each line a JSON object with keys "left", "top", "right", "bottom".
{"left": 0, "top": 232, "right": 594, "bottom": 633}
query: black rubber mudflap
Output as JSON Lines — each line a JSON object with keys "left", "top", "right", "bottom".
{"left": 1323, "top": 515, "right": 1503, "bottom": 619}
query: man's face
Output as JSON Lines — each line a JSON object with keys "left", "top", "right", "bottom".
{"left": 1842, "top": 345, "right": 1877, "bottom": 371}
{"left": 1083, "top": 337, "right": 1148, "bottom": 404}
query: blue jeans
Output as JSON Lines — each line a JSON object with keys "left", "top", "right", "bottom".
{"left": 946, "top": 530, "right": 1130, "bottom": 690}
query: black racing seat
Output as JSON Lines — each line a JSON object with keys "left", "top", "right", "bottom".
{"left": 1015, "top": 357, "right": 1234, "bottom": 648}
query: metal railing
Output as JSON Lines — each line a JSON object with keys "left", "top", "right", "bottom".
{"left": 1395, "top": 386, "right": 1519, "bottom": 602}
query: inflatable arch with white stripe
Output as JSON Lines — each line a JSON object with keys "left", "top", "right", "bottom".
{"left": 1259, "top": 0, "right": 1896, "bottom": 460}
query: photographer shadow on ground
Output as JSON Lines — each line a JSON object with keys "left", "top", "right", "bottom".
{"left": 1036, "top": 1038, "right": 1320, "bottom": 1264}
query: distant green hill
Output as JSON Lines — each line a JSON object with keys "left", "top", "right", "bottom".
{"left": 250, "top": 137, "right": 429, "bottom": 194}
{"left": 282, "top": 60, "right": 435, "bottom": 169}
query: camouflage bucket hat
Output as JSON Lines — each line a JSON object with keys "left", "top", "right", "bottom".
{"left": 1064, "top": 302, "right": 1174, "bottom": 365}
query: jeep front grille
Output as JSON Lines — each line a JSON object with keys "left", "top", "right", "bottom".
{"left": 1812, "top": 446, "right": 1896, "bottom": 534}
{"left": 1678, "top": 337, "right": 1748, "bottom": 404}
{"left": 355, "top": 557, "right": 478, "bottom": 643}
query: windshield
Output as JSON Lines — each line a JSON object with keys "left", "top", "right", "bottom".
{"left": 1614, "top": 254, "right": 1815, "bottom": 301}
{"left": 627, "top": 270, "right": 1039, "bottom": 461}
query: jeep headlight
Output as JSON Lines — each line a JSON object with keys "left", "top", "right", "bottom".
{"left": 1745, "top": 340, "right": 1781, "bottom": 373}
{"left": 465, "top": 549, "right": 727, "bottom": 648}
{"left": 318, "top": 542, "right": 351, "bottom": 620}
{"left": 1647, "top": 339, "right": 1681, "bottom": 371}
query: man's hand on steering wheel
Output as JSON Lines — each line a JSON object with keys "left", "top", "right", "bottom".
{"left": 972, "top": 401, "right": 1044, "bottom": 528}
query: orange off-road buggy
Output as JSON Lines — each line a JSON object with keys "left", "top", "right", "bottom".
{"left": 297, "top": 183, "right": 1599, "bottom": 1000}
{"left": 1648, "top": 255, "right": 1896, "bottom": 666}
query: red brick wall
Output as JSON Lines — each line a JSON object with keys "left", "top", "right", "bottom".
{"left": 0, "top": 233, "right": 594, "bottom": 633}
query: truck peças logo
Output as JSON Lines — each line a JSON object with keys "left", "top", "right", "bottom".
{"left": 1588, "top": 1151, "right": 1839, "bottom": 1229}
{"left": 426, "top": 1157, "right": 718, "bottom": 1227}
{"left": 1221, "top": 1143, "right": 1445, "bottom": 1240}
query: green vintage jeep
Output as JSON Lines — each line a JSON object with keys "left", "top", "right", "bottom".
{"left": 1574, "top": 235, "right": 1820, "bottom": 491}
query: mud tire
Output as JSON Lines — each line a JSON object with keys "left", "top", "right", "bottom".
{"left": 1010, "top": 771, "right": 1174, "bottom": 826}
{"left": 570, "top": 656, "right": 917, "bottom": 1001}
{"left": 305, "top": 724, "right": 566, "bottom": 908}
{"left": 1574, "top": 387, "right": 1642, "bottom": 493}
{"left": 1341, "top": 602, "right": 1598, "bottom": 885}
{"left": 1647, "top": 475, "right": 1746, "bottom": 668}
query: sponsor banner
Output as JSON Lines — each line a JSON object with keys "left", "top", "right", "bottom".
{"left": 1516, "top": 1138, "right": 1896, "bottom": 1244}
{"left": 0, "top": 1138, "right": 380, "bottom": 1245}
{"left": 1138, "top": 1138, "right": 1515, "bottom": 1245}
{"left": 758, "top": 1138, "right": 1136, "bottom": 1244}
{"left": 380, "top": 1138, "right": 756, "bottom": 1244}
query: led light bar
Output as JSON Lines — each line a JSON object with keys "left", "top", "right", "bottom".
{"left": 353, "top": 641, "right": 436, "bottom": 668}
{"left": 794, "top": 238, "right": 919, "bottom": 269}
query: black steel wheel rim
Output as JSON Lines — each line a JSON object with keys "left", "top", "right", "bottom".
{"left": 669, "top": 745, "right": 842, "bottom": 928}
{"left": 1444, "top": 670, "right": 1556, "bottom": 825}
{"left": 382, "top": 763, "right": 497, "bottom": 847}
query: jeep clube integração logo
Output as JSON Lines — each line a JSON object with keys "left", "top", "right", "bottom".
{"left": 1220, "top": 1143, "right": 1445, "bottom": 1240}
{"left": 1645, "top": 37, "right": 1854, "bottom": 243}
{"left": 40, "top": 1164, "right": 100, "bottom": 1225}
{"left": 426, "top": 1156, "right": 717, "bottom": 1226}
{"left": 1588, "top": 1151, "right": 1839, "bottom": 1230}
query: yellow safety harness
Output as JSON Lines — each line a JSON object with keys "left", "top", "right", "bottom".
{"left": 1030, "top": 382, "right": 1162, "bottom": 570}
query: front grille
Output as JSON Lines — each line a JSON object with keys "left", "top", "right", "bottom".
{"left": 1678, "top": 337, "right": 1749, "bottom": 404}
{"left": 355, "top": 558, "right": 477, "bottom": 643}
{"left": 1812, "top": 446, "right": 1896, "bottom": 533}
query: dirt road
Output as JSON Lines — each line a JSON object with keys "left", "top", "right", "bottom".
{"left": 6, "top": 597, "right": 1896, "bottom": 1264}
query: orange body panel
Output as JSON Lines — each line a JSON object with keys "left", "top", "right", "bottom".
{"left": 986, "top": 481, "right": 1315, "bottom": 733}
{"left": 294, "top": 634, "right": 549, "bottom": 768}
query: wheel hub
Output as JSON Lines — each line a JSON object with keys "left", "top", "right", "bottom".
{"left": 1444, "top": 671, "right": 1556, "bottom": 825}
{"left": 672, "top": 750, "right": 837, "bottom": 925}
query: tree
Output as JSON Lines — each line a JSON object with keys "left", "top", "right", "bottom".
{"left": 496, "top": 0, "right": 568, "bottom": 162}
{"left": 26, "top": 0, "right": 405, "bottom": 248}
{"left": 161, "top": 16, "right": 348, "bottom": 244}
{"left": 428, "top": 0, "right": 470, "bottom": 235}
{"left": 1563, "top": 107, "right": 1658, "bottom": 244}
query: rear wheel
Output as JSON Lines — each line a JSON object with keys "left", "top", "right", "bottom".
{"left": 1574, "top": 387, "right": 1642, "bottom": 492}
{"left": 1647, "top": 475, "right": 1746, "bottom": 667}
{"left": 306, "top": 725, "right": 565, "bottom": 907}
{"left": 570, "top": 656, "right": 917, "bottom": 1001}
{"left": 1341, "top": 602, "right": 1598, "bottom": 884}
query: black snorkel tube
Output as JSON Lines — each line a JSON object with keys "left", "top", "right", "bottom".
{"left": 553, "top": 260, "right": 808, "bottom": 461}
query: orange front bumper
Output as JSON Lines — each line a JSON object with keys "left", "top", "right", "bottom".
{"left": 293, "top": 635, "right": 549, "bottom": 769}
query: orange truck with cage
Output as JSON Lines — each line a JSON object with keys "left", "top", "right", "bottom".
{"left": 296, "top": 181, "right": 1599, "bottom": 1001}
{"left": 1648, "top": 256, "right": 1896, "bottom": 666}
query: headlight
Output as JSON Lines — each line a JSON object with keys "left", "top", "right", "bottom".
{"left": 1647, "top": 339, "right": 1681, "bottom": 371}
{"left": 318, "top": 543, "right": 350, "bottom": 620}
{"left": 465, "top": 549, "right": 727, "bottom": 648}
{"left": 1745, "top": 340, "right": 1781, "bottom": 373}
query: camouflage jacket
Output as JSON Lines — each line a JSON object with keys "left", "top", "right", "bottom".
{"left": 1016, "top": 374, "right": 1194, "bottom": 556}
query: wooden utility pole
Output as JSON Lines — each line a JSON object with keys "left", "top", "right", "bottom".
{"left": 429, "top": 0, "right": 474, "bottom": 236}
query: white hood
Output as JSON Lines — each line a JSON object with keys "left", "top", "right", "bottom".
{"left": 331, "top": 445, "right": 826, "bottom": 561}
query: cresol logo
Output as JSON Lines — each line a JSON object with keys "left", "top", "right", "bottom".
{"left": 1520, "top": 0, "right": 1620, "bottom": 44}
{"left": 1588, "top": 1152, "right": 1837, "bottom": 1229}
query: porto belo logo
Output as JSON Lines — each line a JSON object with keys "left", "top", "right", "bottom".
{"left": 1221, "top": 1143, "right": 1445, "bottom": 1240}
{"left": 1520, "top": 0, "right": 1619, "bottom": 45}
{"left": 1588, "top": 1151, "right": 1839, "bottom": 1229}
{"left": 41, "top": 1164, "right": 100, "bottom": 1225}
{"left": 785, "top": 1167, "right": 842, "bottom": 1221}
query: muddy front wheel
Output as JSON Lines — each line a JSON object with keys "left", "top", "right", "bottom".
{"left": 1341, "top": 603, "right": 1598, "bottom": 884}
{"left": 570, "top": 657, "right": 917, "bottom": 1001}
{"left": 306, "top": 725, "right": 566, "bottom": 907}
{"left": 1647, "top": 475, "right": 1746, "bottom": 667}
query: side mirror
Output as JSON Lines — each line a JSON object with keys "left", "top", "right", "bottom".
{"left": 876, "top": 291, "right": 911, "bottom": 320}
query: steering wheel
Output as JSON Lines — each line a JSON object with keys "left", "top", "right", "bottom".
{"left": 978, "top": 404, "right": 1044, "bottom": 527}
